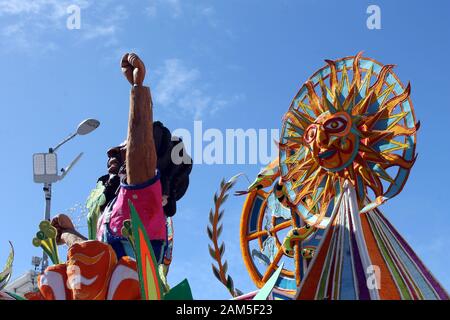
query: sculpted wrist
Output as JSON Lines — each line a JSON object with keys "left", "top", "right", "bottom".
{"left": 131, "top": 85, "right": 152, "bottom": 106}
{"left": 61, "top": 230, "right": 86, "bottom": 247}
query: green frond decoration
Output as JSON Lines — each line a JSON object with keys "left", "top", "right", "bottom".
{"left": 164, "top": 279, "right": 193, "bottom": 300}
{"left": 207, "top": 174, "right": 243, "bottom": 298}
{"left": 86, "top": 181, "right": 106, "bottom": 240}
{"left": 32, "top": 220, "right": 60, "bottom": 265}
{"left": 0, "top": 242, "right": 14, "bottom": 290}
{"left": 123, "top": 217, "right": 170, "bottom": 294}
{"left": 125, "top": 202, "right": 193, "bottom": 300}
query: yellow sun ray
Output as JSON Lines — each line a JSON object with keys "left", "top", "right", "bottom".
{"left": 380, "top": 140, "right": 410, "bottom": 154}
{"left": 352, "top": 51, "right": 363, "bottom": 88}
{"left": 360, "top": 64, "right": 374, "bottom": 97}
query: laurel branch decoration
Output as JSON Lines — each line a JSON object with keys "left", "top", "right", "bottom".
{"left": 207, "top": 174, "right": 243, "bottom": 298}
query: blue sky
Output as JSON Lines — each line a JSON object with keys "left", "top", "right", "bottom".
{"left": 0, "top": 0, "right": 449, "bottom": 300}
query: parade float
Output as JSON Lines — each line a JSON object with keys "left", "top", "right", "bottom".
{"left": 1, "top": 53, "right": 448, "bottom": 300}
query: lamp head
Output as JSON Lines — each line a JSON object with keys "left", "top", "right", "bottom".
{"left": 76, "top": 119, "right": 100, "bottom": 135}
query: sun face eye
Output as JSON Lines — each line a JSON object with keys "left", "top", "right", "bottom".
{"left": 324, "top": 118, "right": 346, "bottom": 132}
{"left": 304, "top": 125, "right": 317, "bottom": 144}
{"left": 323, "top": 114, "right": 350, "bottom": 135}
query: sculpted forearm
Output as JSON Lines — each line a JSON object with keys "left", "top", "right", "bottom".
{"left": 126, "top": 85, "right": 157, "bottom": 185}
{"left": 120, "top": 53, "right": 157, "bottom": 185}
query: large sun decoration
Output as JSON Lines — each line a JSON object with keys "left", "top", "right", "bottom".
{"left": 279, "top": 52, "right": 419, "bottom": 229}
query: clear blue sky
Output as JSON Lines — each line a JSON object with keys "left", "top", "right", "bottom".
{"left": 0, "top": 0, "right": 449, "bottom": 299}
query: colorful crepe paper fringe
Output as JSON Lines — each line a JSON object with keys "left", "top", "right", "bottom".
{"left": 295, "top": 183, "right": 449, "bottom": 300}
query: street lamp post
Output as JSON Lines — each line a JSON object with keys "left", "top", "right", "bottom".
{"left": 33, "top": 119, "right": 100, "bottom": 272}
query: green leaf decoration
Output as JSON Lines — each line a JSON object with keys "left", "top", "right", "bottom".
{"left": 226, "top": 275, "right": 234, "bottom": 291}
{"left": 128, "top": 200, "right": 164, "bottom": 300}
{"left": 0, "top": 242, "right": 14, "bottom": 290}
{"left": 32, "top": 221, "right": 60, "bottom": 265}
{"left": 208, "top": 245, "right": 215, "bottom": 259}
{"left": 212, "top": 264, "right": 221, "bottom": 281}
{"left": 253, "top": 262, "right": 284, "bottom": 300}
{"left": 206, "top": 226, "right": 213, "bottom": 240}
{"left": 163, "top": 279, "right": 193, "bottom": 300}
{"left": 86, "top": 181, "right": 106, "bottom": 240}
{"left": 228, "top": 173, "right": 243, "bottom": 186}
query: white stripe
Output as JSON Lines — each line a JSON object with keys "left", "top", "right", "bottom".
{"left": 39, "top": 271, "right": 66, "bottom": 300}
{"left": 107, "top": 264, "right": 139, "bottom": 300}
{"left": 347, "top": 182, "right": 380, "bottom": 300}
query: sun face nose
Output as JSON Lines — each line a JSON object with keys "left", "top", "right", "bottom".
{"left": 315, "top": 127, "right": 329, "bottom": 147}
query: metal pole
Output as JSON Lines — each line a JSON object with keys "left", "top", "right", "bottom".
{"left": 40, "top": 146, "right": 54, "bottom": 273}
{"left": 41, "top": 182, "right": 52, "bottom": 273}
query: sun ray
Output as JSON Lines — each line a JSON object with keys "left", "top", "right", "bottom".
{"left": 379, "top": 140, "right": 411, "bottom": 153}
{"left": 342, "top": 81, "right": 359, "bottom": 111}
{"left": 369, "top": 64, "right": 395, "bottom": 95}
{"left": 283, "top": 136, "right": 304, "bottom": 146}
{"left": 340, "top": 66, "right": 350, "bottom": 95}
{"left": 352, "top": 51, "right": 363, "bottom": 88}
{"left": 333, "top": 87, "right": 343, "bottom": 111}
{"left": 376, "top": 83, "right": 396, "bottom": 108}
{"left": 360, "top": 64, "right": 374, "bottom": 97}
{"left": 325, "top": 59, "right": 338, "bottom": 94}
{"left": 319, "top": 77, "right": 337, "bottom": 113}
{"left": 306, "top": 81, "right": 326, "bottom": 116}
{"left": 357, "top": 157, "right": 383, "bottom": 197}
{"left": 352, "top": 90, "right": 376, "bottom": 115}
{"left": 297, "top": 101, "right": 312, "bottom": 114}
{"left": 389, "top": 122, "right": 420, "bottom": 136}
{"left": 384, "top": 82, "right": 411, "bottom": 113}
{"left": 284, "top": 111, "right": 311, "bottom": 131}
{"left": 380, "top": 153, "right": 415, "bottom": 169}
{"left": 370, "top": 163, "right": 395, "bottom": 183}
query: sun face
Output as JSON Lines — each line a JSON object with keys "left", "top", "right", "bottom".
{"left": 303, "top": 111, "right": 359, "bottom": 171}
{"left": 279, "top": 53, "right": 419, "bottom": 228}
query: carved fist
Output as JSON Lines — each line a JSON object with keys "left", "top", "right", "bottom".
{"left": 121, "top": 53, "right": 146, "bottom": 86}
{"left": 51, "top": 214, "right": 76, "bottom": 245}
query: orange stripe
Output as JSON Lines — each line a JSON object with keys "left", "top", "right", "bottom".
{"left": 139, "top": 230, "right": 151, "bottom": 299}
{"left": 296, "top": 223, "right": 335, "bottom": 300}
{"left": 360, "top": 213, "right": 400, "bottom": 299}
{"left": 70, "top": 251, "right": 105, "bottom": 266}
